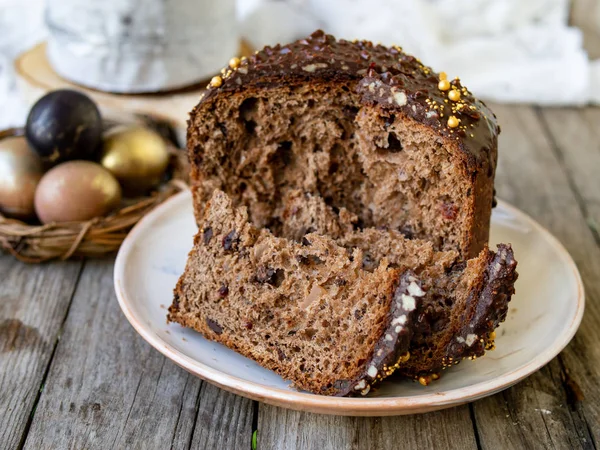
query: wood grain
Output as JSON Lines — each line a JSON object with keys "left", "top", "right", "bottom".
{"left": 187, "top": 382, "right": 254, "bottom": 450}
{"left": 0, "top": 256, "right": 82, "bottom": 450}
{"left": 19, "top": 259, "right": 255, "bottom": 450}
{"left": 536, "top": 107, "right": 600, "bottom": 243}
{"left": 257, "top": 405, "right": 478, "bottom": 450}
{"left": 469, "top": 104, "right": 599, "bottom": 449}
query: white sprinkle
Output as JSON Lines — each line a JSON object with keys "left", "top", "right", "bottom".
{"left": 392, "top": 315, "right": 407, "bottom": 325}
{"left": 395, "top": 325, "right": 403, "bottom": 333}
{"left": 377, "top": 349, "right": 383, "bottom": 356}
{"left": 368, "top": 82, "right": 375, "bottom": 92}
{"left": 237, "top": 67, "right": 248, "bottom": 75}
{"left": 354, "top": 380, "right": 367, "bottom": 390}
{"left": 393, "top": 91, "right": 407, "bottom": 106}
{"left": 341, "top": 65, "right": 349, "bottom": 70}
{"left": 291, "top": 64, "right": 297, "bottom": 69}
{"left": 235, "top": 77, "right": 242, "bottom": 85}
{"left": 456, "top": 336, "right": 465, "bottom": 343}
{"left": 408, "top": 281, "right": 425, "bottom": 297}
{"left": 379, "top": 88, "right": 384, "bottom": 96}
{"left": 367, "top": 365, "right": 378, "bottom": 378}
{"left": 401, "top": 294, "right": 416, "bottom": 311}
{"left": 361, "top": 385, "right": 371, "bottom": 396}
{"left": 385, "top": 334, "right": 394, "bottom": 341}
{"left": 388, "top": 97, "right": 394, "bottom": 103}
{"left": 408, "top": 275, "right": 417, "bottom": 283}
{"left": 426, "top": 110, "right": 438, "bottom": 119}
{"left": 411, "top": 105, "right": 417, "bottom": 113}
{"left": 302, "top": 63, "right": 328, "bottom": 72}
{"left": 466, "top": 334, "right": 478, "bottom": 346}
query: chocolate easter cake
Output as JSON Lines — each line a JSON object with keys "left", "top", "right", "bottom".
{"left": 169, "top": 31, "right": 518, "bottom": 395}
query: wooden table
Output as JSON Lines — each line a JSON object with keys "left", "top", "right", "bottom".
{"left": 1, "top": 102, "right": 599, "bottom": 450}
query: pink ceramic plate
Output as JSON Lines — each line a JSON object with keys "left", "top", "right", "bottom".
{"left": 114, "top": 190, "right": 584, "bottom": 416}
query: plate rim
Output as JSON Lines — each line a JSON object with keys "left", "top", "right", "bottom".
{"left": 114, "top": 189, "right": 585, "bottom": 416}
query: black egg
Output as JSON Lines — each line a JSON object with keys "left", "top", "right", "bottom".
{"left": 25, "top": 89, "right": 103, "bottom": 165}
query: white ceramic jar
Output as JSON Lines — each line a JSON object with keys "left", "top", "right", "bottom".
{"left": 46, "top": 0, "right": 238, "bottom": 93}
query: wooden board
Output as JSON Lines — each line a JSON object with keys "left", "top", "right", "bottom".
{"left": 19, "top": 259, "right": 256, "bottom": 449}
{"left": 0, "top": 257, "right": 83, "bottom": 450}
{"left": 14, "top": 41, "right": 252, "bottom": 130}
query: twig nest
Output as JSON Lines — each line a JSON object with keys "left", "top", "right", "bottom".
{"left": 0, "top": 136, "right": 44, "bottom": 219}
{"left": 34, "top": 161, "right": 122, "bottom": 224}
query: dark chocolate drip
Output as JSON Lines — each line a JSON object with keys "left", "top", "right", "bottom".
{"left": 443, "top": 244, "right": 518, "bottom": 368}
{"left": 333, "top": 270, "right": 424, "bottom": 397}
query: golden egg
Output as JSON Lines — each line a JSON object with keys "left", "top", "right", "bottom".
{"left": 34, "top": 161, "right": 122, "bottom": 224}
{"left": 101, "top": 126, "right": 170, "bottom": 196}
{"left": 0, "top": 136, "right": 44, "bottom": 219}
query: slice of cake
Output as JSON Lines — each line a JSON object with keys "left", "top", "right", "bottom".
{"left": 169, "top": 190, "right": 517, "bottom": 395}
{"left": 279, "top": 190, "right": 518, "bottom": 381}
{"left": 187, "top": 30, "right": 499, "bottom": 259}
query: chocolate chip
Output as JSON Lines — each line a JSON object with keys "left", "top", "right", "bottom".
{"left": 354, "top": 306, "right": 366, "bottom": 320}
{"left": 334, "top": 277, "right": 347, "bottom": 286}
{"left": 277, "top": 348, "right": 287, "bottom": 361}
{"left": 203, "top": 227, "right": 213, "bottom": 245}
{"left": 254, "top": 267, "right": 285, "bottom": 287}
{"left": 218, "top": 284, "right": 229, "bottom": 298}
{"left": 206, "top": 318, "right": 223, "bottom": 335}
{"left": 243, "top": 320, "right": 253, "bottom": 330}
{"left": 362, "top": 253, "right": 378, "bottom": 272}
{"left": 399, "top": 224, "right": 414, "bottom": 239}
{"left": 222, "top": 230, "right": 239, "bottom": 251}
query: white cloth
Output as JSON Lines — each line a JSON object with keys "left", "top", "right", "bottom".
{"left": 239, "top": 0, "right": 600, "bottom": 106}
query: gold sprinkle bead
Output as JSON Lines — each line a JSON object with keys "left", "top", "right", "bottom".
{"left": 431, "top": 373, "right": 440, "bottom": 381}
{"left": 439, "top": 71, "right": 447, "bottom": 80}
{"left": 229, "top": 57, "right": 241, "bottom": 69}
{"left": 489, "top": 331, "right": 496, "bottom": 340}
{"left": 438, "top": 79, "right": 450, "bottom": 91}
{"left": 448, "top": 89, "right": 461, "bottom": 101}
{"left": 210, "top": 76, "right": 223, "bottom": 88}
{"left": 447, "top": 116, "right": 459, "bottom": 128}
{"left": 418, "top": 376, "right": 430, "bottom": 386}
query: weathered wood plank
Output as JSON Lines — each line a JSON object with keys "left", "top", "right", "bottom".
{"left": 21, "top": 259, "right": 255, "bottom": 450}
{"left": 257, "top": 405, "right": 478, "bottom": 450}
{"left": 471, "top": 104, "right": 599, "bottom": 449}
{"left": 188, "top": 382, "right": 254, "bottom": 450}
{"left": 0, "top": 256, "right": 82, "bottom": 449}
{"left": 536, "top": 107, "right": 600, "bottom": 242}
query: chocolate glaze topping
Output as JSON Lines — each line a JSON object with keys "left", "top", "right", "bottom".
{"left": 443, "top": 244, "right": 518, "bottom": 364}
{"left": 197, "top": 29, "right": 499, "bottom": 170}
{"left": 333, "top": 270, "right": 423, "bottom": 397}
